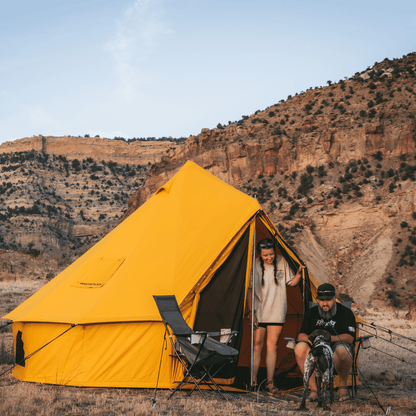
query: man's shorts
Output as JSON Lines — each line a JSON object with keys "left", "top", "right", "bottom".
{"left": 332, "top": 341, "right": 354, "bottom": 358}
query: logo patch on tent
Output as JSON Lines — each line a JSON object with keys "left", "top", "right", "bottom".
{"left": 71, "top": 257, "right": 125, "bottom": 288}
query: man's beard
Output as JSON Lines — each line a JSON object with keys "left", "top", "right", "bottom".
{"left": 318, "top": 301, "right": 337, "bottom": 320}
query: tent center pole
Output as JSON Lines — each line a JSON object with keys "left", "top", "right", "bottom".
{"left": 250, "top": 227, "right": 256, "bottom": 387}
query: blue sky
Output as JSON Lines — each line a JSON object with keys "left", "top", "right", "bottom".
{"left": 1, "top": 0, "right": 415, "bottom": 144}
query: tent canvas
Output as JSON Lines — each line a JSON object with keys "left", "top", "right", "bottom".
{"left": 4, "top": 160, "right": 337, "bottom": 389}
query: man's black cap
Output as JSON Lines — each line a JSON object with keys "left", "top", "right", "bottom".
{"left": 316, "top": 283, "right": 336, "bottom": 300}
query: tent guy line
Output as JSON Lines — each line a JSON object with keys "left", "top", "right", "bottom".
{"left": 0, "top": 323, "right": 76, "bottom": 379}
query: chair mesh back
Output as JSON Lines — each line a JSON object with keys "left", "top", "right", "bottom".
{"left": 153, "top": 295, "right": 193, "bottom": 335}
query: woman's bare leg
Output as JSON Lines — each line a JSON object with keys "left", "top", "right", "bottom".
{"left": 265, "top": 325, "right": 284, "bottom": 384}
{"left": 252, "top": 326, "right": 266, "bottom": 384}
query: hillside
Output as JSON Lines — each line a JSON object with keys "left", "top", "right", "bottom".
{"left": 0, "top": 151, "right": 150, "bottom": 290}
{"left": 126, "top": 52, "right": 416, "bottom": 310}
{"left": 1, "top": 53, "right": 416, "bottom": 314}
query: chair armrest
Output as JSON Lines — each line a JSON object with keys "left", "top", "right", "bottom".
{"left": 356, "top": 335, "right": 373, "bottom": 349}
{"left": 356, "top": 335, "right": 373, "bottom": 341}
{"left": 284, "top": 337, "right": 298, "bottom": 350}
{"left": 206, "top": 330, "right": 238, "bottom": 337}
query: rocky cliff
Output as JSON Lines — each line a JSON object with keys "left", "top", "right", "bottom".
{"left": 125, "top": 53, "right": 416, "bottom": 310}
{"left": 0, "top": 135, "right": 174, "bottom": 166}
{"left": 0, "top": 151, "right": 150, "bottom": 288}
{"left": 1, "top": 53, "right": 416, "bottom": 313}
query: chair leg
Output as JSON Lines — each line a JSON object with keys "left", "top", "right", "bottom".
{"left": 204, "top": 369, "right": 227, "bottom": 400}
{"left": 168, "top": 369, "right": 205, "bottom": 399}
{"left": 187, "top": 360, "right": 233, "bottom": 400}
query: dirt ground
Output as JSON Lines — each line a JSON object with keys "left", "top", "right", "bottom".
{"left": 1, "top": 306, "right": 415, "bottom": 416}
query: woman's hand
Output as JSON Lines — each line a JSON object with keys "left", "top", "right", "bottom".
{"left": 288, "top": 265, "right": 306, "bottom": 286}
{"left": 253, "top": 314, "right": 259, "bottom": 329}
{"left": 248, "top": 312, "right": 259, "bottom": 329}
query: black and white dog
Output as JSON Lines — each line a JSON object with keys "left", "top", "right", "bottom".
{"left": 299, "top": 329, "right": 334, "bottom": 411}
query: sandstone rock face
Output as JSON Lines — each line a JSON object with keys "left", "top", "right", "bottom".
{"left": 0, "top": 135, "right": 173, "bottom": 166}
{"left": 123, "top": 54, "right": 416, "bottom": 309}
{"left": 2, "top": 54, "right": 416, "bottom": 311}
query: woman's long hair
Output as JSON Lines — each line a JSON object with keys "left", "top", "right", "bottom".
{"left": 259, "top": 255, "right": 278, "bottom": 287}
{"left": 257, "top": 238, "right": 278, "bottom": 287}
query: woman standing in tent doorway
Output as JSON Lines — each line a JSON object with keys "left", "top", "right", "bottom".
{"left": 247, "top": 238, "right": 305, "bottom": 393}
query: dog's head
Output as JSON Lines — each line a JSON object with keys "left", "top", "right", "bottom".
{"left": 308, "top": 329, "right": 331, "bottom": 345}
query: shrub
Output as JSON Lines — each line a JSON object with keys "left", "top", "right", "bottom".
{"left": 342, "top": 183, "right": 351, "bottom": 194}
{"left": 71, "top": 159, "right": 81, "bottom": 170}
{"left": 368, "top": 109, "right": 377, "bottom": 118}
{"left": 373, "top": 151, "right": 383, "bottom": 161}
{"left": 375, "top": 92, "right": 384, "bottom": 105}
{"left": 317, "top": 165, "right": 327, "bottom": 177}
{"left": 298, "top": 174, "right": 314, "bottom": 195}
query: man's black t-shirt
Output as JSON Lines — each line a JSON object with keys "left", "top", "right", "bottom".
{"left": 299, "top": 302, "right": 356, "bottom": 342}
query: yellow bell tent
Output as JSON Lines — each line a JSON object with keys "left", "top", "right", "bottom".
{"left": 3, "top": 161, "right": 314, "bottom": 388}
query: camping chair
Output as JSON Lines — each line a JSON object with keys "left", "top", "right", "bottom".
{"left": 284, "top": 302, "right": 373, "bottom": 398}
{"left": 153, "top": 295, "right": 239, "bottom": 400}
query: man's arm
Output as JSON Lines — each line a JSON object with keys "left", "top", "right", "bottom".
{"left": 335, "top": 304, "right": 356, "bottom": 344}
{"left": 330, "top": 333, "right": 354, "bottom": 344}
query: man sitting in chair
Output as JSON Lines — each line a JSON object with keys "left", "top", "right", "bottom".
{"left": 294, "top": 283, "right": 356, "bottom": 402}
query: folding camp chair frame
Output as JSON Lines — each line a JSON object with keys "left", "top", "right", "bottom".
{"left": 161, "top": 320, "right": 235, "bottom": 400}
{"left": 154, "top": 295, "right": 238, "bottom": 400}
